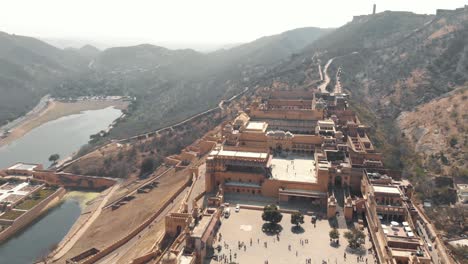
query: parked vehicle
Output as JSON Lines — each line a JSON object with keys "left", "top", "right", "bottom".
{"left": 224, "top": 208, "right": 231, "bottom": 218}
{"left": 235, "top": 204, "right": 240, "bottom": 212}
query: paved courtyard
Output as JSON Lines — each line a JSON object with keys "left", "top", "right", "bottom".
{"left": 207, "top": 208, "right": 376, "bottom": 264}
{"left": 270, "top": 154, "right": 316, "bottom": 183}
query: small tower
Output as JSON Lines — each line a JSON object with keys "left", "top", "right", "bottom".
{"left": 192, "top": 199, "right": 200, "bottom": 220}
{"left": 327, "top": 194, "right": 337, "bottom": 219}
{"left": 373, "top": 4, "right": 376, "bottom": 15}
{"left": 344, "top": 196, "right": 354, "bottom": 222}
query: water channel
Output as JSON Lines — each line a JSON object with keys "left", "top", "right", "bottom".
{"left": 0, "top": 106, "right": 122, "bottom": 263}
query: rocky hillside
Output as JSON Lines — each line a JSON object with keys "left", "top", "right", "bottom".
{"left": 398, "top": 87, "right": 467, "bottom": 178}
{"left": 328, "top": 10, "right": 468, "bottom": 116}
{"left": 324, "top": 9, "right": 468, "bottom": 181}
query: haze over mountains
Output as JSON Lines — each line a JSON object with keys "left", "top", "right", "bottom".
{"left": 41, "top": 37, "right": 243, "bottom": 53}
{"left": 0, "top": 27, "right": 330, "bottom": 132}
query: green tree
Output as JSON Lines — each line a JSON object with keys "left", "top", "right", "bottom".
{"left": 344, "top": 228, "right": 366, "bottom": 249}
{"left": 290, "top": 211, "right": 304, "bottom": 226}
{"left": 329, "top": 228, "right": 340, "bottom": 243}
{"left": 140, "top": 157, "right": 155, "bottom": 177}
{"left": 48, "top": 153, "right": 60, "bottom": 164}
{"left": 262, "top": 204, "right": 283, "bottom": 225}
{"left": 449, "top": 137, "right": 458, "bottom": 147}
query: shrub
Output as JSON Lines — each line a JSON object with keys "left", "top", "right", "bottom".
{"left": 450, "top": 137, "right": 458, "bottom": 147}
{"left": 140, "top": 157, "right": 155, "bottom": 177}
{"left": 290, "top": 212, "right": 304, "bottom": 226}
{"left": 344, "top": 228, "right": 366, "bottom": 249}
{"left": 262, "top": 204, "right": 283, "bottom": 225}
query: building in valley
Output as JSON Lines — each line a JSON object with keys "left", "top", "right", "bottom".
{"left": 205, "top": 90, "right": 384, "bottom": 206}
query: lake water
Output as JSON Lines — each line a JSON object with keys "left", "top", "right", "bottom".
{"left": 0, "top": 197, "right": 82, "bottom": 264}
{"left": 0, "top": 106, "right": 121, "bottom": 263}
{"left": 0, "top": 106, "right": 122, "bottom": 169}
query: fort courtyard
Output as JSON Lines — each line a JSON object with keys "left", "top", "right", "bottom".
{"left": 209, "top": 208, "right": 376, "bottom": 264}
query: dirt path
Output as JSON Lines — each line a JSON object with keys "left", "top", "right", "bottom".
{"left": 334, "top": 66, "right": 343, "bottom": 94}
{"left": 50, "top": 183, "right": 120, "bottom": 261}
{"left": 318, "top": 58, "right": 334, "bottom": 93}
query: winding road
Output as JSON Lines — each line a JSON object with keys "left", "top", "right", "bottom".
{"left": 318, "top": 58, "right": 334, "bottom": 93}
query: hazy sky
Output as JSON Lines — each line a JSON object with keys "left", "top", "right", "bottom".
{"left": 0, "top": 0, "right": 466, "bottom": 48}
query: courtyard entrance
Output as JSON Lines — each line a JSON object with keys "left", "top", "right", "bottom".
{"left": 334, "top": 175, "right": 342, "bottom": 187}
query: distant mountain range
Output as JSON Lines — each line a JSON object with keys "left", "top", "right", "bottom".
{"left": 0, "top": 27, "right": 331, "bottom": 131}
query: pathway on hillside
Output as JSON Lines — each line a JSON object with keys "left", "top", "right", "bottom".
{"left": 318, "top": 64, "right": 323, "bottom": 81}
{"left": 334, "top": 66, "right": 343, "bottom": 94}
{"left": 318, "top": 58, "right": 334, "bottom": 93}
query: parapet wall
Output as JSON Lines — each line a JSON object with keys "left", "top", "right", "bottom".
{"left": 250, "top": 108, "right": 323, "bottom": 121}
{"left": 0, "top": 187, "right": 66, "bottom": 243}
{"left": 33, "top": 170, "right": 116, "bottom": 190}
{"left": 268, "top": 90, "right": 315, "bottom": 100}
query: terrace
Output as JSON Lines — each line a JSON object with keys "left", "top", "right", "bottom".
{"left": 270, "top": 154, "right": 316, "bottom": 183}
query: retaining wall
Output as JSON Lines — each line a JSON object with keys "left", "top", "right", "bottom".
{"left": 33, "top": 171, "right": 116, "bottom": 190}
{"left": 0, "top": 187, "right": 66, "bottom": 243}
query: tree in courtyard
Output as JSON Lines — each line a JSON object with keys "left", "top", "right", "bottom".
{"left": 140, "top": 157, "right": 155, "bottom": 177}
{"left": 48, "top": 153, "right": 60, "bottom": 164}
{"left": 344, "top": 228, "right": 366, "bottom": 249}
{"left": 262, "top": 204, "right": 283, "bottom": 225}
{"left": 329, "top": 228, "right": 340, "bottom": 244}
{"left": 290, "top": 211, "right": 304, "bottom": 227}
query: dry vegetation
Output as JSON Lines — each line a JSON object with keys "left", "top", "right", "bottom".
{"left": 398, "top": 87, "right": 468, "bottom": 177}
{"left": 66, "top": 110, "right": 230, "bottom": 179}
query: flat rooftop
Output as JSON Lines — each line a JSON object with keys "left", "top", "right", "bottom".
{"left": 373, "top": 185, "right": 401, "bottom": 195}
{"left": 192, "top": 213, "right": 216, "bottom": 238}
{"left": 7, "top": 163, "right": 40, "bottom": 171}
{"left": 245, "top": 121, "right": 267, "bottom": 131}
{"left": 270, "top": 154, "right": 316, "bottom": 183}
{"left": 179, "top": 255, "right": 195, "bottom": 264}
{"left": 210, "top": 149, "right": 268, "bottom": 160}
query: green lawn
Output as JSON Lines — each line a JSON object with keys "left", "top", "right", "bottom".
{"left": 0, "top": 210, "right": 25, "bottom": 220}
{"left": 15, "top": 188, "right": 56, "bottom": 210}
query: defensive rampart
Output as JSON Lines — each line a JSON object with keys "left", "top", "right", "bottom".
{"left": 33, "top": 171, "right": 116, "bottom": 190}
